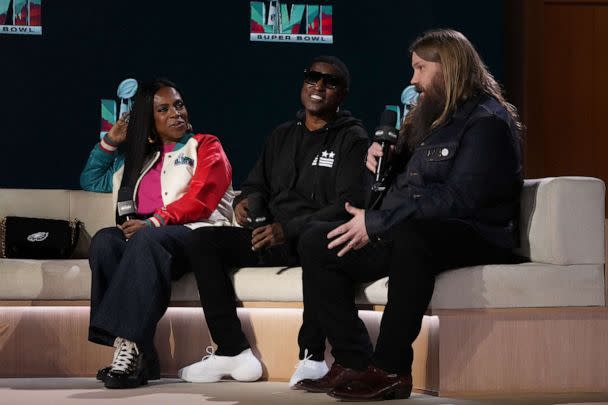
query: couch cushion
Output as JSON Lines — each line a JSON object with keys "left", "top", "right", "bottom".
{"left": 0, "top": 189, "right": 72, "bottom": 220}
{"left": 361, "top": 262, "right": 605, "bottom": 309}
{"left": 69, "top": 191, "right": 114, "bottom": 237}
{"left": 1, "top": 260, "right": 604, "bottom": 309}
{"left": 0, "top": 259, "right": 91, "bottom": 300}
{"left": 518, "top": 177, "right": 605, "bottom": 265}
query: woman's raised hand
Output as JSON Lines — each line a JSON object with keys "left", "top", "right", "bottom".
{"left": 107, "top": 112, "right": 129, "bottom": 145}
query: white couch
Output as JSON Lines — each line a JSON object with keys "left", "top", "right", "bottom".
{"left": 1, "top": 177, "right": 604, "bottom": 308}
{"left": 0, "top": 177, "right": 606, "bottom": 394}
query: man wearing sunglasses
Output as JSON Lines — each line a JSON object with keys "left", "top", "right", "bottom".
{"left": 179, "top": 56, "right": 369, "bottom": 386}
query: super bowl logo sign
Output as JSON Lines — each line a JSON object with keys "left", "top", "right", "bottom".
{"left": 0, "top": 0, "right": 41, "bottom": 36}
{"left": 250, "top": 1, "right": 333, "bottom": 44}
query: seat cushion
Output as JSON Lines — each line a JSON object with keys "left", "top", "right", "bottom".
{"left": 1, "top": 259, "right": 603, "bottom": 309}
{"left": 0, "top": 259, "right": 91, "bottom": 300}
{"left": 360, "top": 262, "right": 605, "bottom": 309}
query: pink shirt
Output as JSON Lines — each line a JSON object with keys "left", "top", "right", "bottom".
{"left": 136, "top": 143, "right": 174, "bottom": 215}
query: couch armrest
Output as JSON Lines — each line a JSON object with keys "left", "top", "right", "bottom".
{"left": 518, "top": 177, "right": 605, "bottom": 265}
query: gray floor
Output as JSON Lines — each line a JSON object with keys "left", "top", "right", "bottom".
{"left": 0, "top": 379, "right": 607, "bottom": 405}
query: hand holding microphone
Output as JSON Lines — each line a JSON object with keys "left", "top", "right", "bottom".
{"left": 116, "top": 186, "right": 146, "bottom": 239}
{"left": 246, "top": 193, "right": 285, "bottom": 264}
{"left": 370, "top": 109, "right": 399, "bottom": 192}
{"left": 234, "top": 198, "right": 250, "bottom": 227}
{"left": 246, "top": 192, "right": 283, "bottom": 251}
{"left": 365, "top": 142, "right": 385, "bottom": 174}
{"left": 117, "top": 186, "right": 136, "bottom": 224}
{"left": 119, "top": 219, "right": 147, "bottom": 239}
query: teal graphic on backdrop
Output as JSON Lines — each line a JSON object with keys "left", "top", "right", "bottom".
{"left": 100, "top": 99, "right": 117, "bottom": 140}
{"left": 0, "top": 0, "right": 41, "bottom": 35}
{"left": 250, "top": 0, "right": 332, "bottom": 44}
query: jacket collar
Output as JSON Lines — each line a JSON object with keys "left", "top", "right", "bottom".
{"left": 170, "top": 132, "right": 194, "bottom": 152}
{"left": 452, "top": 92, "right": 485, "bottom": 121}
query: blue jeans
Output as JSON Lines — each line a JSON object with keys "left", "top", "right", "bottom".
{"left": 88, "top": 225, "right": 190, "bottom": 353}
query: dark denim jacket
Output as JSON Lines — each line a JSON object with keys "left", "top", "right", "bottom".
{"left": 365, "top": 94, "right": 523, "bottom": 249}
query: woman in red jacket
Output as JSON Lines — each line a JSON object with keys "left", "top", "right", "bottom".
{"left": 80, "top": 78, "right": 234, "bottom": 389}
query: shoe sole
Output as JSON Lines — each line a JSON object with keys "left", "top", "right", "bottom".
{"left": 104, "top": 378, "right": 148, "bottom": 389}
{"left": 289, "top": 369, "right": 330, "bottom": 390}
{"left": 105, "top": 381, "right": 148, "bottom": 389}
{"left": 326, "top": 384, "right": 412, "bottom": 401}
{"left": 179, "top": 363, "right": 262, "bottom": 383}
{"left": 300, "top": 385, "right": 332, "bottom": 393}
{"left": 180, "top": 374, "right": 261, "bottom": 383}
{"left": 97, "top": 369, "right": 160, "bottom": 382}
{"left": 179, "top": 376, "right": 222, "bottom": 383}
{"left": 96, "top": 369, "right": 108, "bottom": 382}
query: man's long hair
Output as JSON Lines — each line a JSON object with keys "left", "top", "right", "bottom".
{"left": 120, "top": 78, "right": 183, "bottom": 189}
{"left": 399, "top": 29, "right": 522, "bottom": 152}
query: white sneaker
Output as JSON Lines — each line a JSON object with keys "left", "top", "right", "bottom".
{"left": 178, "top": 347, "right": 263, "bottom": 383}
{"left": 288, "top": 349, "right": 329, "bottom": 388}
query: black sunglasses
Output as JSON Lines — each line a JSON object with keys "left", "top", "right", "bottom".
{"left": 303, "top": 69, "right": 343, "bottom": 89}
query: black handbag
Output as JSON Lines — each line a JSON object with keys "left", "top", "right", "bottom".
{"left": 0, "top": 216, "right": 82, "bottom": 259}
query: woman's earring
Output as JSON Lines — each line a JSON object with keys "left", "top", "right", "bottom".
{"left": 148, "top": 128, "right": 159, "bottom": 144}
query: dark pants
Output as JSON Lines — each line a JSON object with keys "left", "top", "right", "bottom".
{"left": 88, "top": 225, "right": 190, "bottom": 354}
{"left": 299, "top": 218, "right": 515, "bottom": 373}
{"left": 186, "top": 226, "right": 324, "bottom": 359}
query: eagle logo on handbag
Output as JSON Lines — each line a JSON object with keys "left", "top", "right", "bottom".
{"left": 27, "top": 232, "right": 49, "bottom": 242}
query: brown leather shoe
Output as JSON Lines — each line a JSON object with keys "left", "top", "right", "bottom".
{"left": 327, "top": 365, "right": 412, "bottom": 401}
{"left": 295, "top": 363, "right": 367, "bottom": 393}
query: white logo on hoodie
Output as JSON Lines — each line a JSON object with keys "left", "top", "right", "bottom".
{"left": 312, "top": 150, "right": 336, "bottom": 168}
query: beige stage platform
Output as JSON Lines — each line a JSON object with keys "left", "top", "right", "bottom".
{"left": 0, "top": 379, "right": 607, "bottom": 405}
{"left": 2, "top": 304, "right": 608, "bottom": 396}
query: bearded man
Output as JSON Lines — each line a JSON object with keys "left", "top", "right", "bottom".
{"left": 295, "top": 29, "right": 523, "bottom": 401}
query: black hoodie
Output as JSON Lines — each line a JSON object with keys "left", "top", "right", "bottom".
{"left": 236, "top": 110, "right": 369, "bottom": 240}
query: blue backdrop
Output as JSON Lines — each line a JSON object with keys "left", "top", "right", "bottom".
{"left": 0, "top": 0, "right": 506, "bottom": 189}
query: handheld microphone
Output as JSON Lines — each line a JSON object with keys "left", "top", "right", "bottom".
{"left": 372, "top": 109, "right": 399, "bottom": 187}
{"left": 246, "top": 192, "right": 270, "bottom": 230}
{"left": 246, "top": 192, "right": 271, "bottom": 264}
{"left": 117, "top": 186, "right": 136, "bottom": 224}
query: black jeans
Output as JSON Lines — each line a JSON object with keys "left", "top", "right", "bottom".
{"left": 187, "top": 226, "right": 324, "bottom": 359}
{"left": 88, "top": 225, "right": 190, "bottom": 354}
{"left": 298, "top": 218, "right": 515, "bottom": 373}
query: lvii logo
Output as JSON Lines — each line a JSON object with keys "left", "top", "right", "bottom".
{"left": 250, "top": 0, "right": 333, "bottom": 44}
{"left": 0, "top": 0, "right": 41, "bottom": 36}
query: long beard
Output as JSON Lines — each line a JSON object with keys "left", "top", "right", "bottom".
{"left": 396, "top": 77, "right": 446, "bottom": 154}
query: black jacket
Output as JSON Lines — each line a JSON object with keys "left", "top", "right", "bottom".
{"left": 366, "top": 94, "right": 523, "bottom": 249}
{"left": 237, "top": 110, "right": 369, "bottom": 240}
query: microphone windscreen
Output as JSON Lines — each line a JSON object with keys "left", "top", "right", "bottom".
{"left": 247, "top": 192, "right": 269, "bottom": 228}
{"left": 379, "top": 109, "right": 398, "bottom": 127}
{"left": 116, "top": 186, "right": 136, "bottom": 218}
